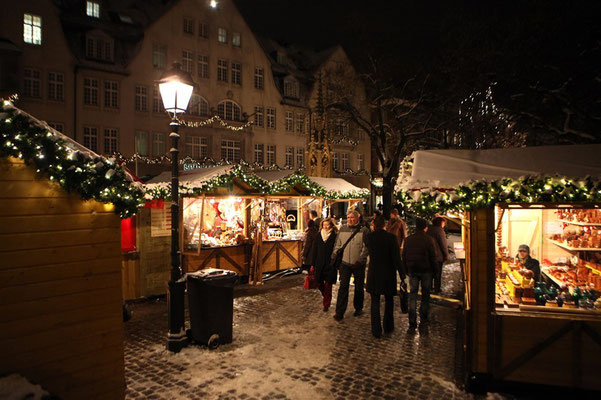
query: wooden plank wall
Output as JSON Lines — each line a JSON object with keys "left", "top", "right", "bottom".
{"left": 469, "top": 207, "right": 495, "bottom": 374}
{"left": 0, "top": 157, "right": 125, "bottom": 400}
{"left": 136, "top": 208, "right": 170, "bottom": 297}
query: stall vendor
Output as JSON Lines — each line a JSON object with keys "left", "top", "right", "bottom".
{"left": 516, "top": 244, "right": 541, "bottom": 282}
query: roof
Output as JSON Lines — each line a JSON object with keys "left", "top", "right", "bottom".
{"left": 146, "top": 165, "right": 235, "bottom": 188}
{"left": 401, "top": 144, "right": 601, "bottom": 191}
{"left": 307, "top": 176, "right": 367, "bottom": 198}
{"left": 253, "top": 170, "right": 294, "bottom": 182}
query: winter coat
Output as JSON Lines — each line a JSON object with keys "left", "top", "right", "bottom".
{"left": 516, "top": 254, "right": 541, "bottom": 282}
{"left": 386, "top": 216, "right": 408, "bottom": 249}
{"left": 402, "top": 231, "right": 437, "bottom": 275}
{"left": 427, "top": 225, "right": 448, "bottom": 263}
{"left": 312, "top": 231, "right": 338, "bottom": 284}
{"left": 332, "top": 224, "right": 370, "bottom": 267}
{"left": 301, "top": 225, "right": 318, "bottom": 265}
{"left": 366, "top": 229, "right": 404, "bottom": 295}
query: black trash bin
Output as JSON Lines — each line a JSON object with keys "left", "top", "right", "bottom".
{"left": 186, "top": 269, "right": 238, "bottom": 349}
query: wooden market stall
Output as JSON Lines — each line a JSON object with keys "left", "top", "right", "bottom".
{"left": 399, "top": 145, "right": 601, "bottom": 391}
{"left": 0, "top": 103, "right": 143, "bottom": 399}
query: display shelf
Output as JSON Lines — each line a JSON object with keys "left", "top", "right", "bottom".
{"left": 549, "top": 239, "right": 601, "bottom": 252}
{"left": 542, "top": 267, "right": 566, "bottom": 288}
{"left": 558, "top": 219, "right": 601, "bottom": 227}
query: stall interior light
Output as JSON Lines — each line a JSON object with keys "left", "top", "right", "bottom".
{"left": 528, "top": 205, "right": 544, "bottom": 208}
{"left": 507, "top": 204, "right": 522, "bottom": 208}
{"left": 557, "top": 204, "right": 574, "bottom": 208}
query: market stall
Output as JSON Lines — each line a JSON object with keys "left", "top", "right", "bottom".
{"left": 398, "top": 144, "right": 601, "bottom": 391}
{"left": 308, "top": 176, "right": 367, "bottom": 226}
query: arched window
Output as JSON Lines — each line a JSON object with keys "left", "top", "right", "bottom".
{"left": 217, "top": 100, "right": 241, "bottom": 121}
{"left": 189, "top": 95, "right": 209, "bottom": 116}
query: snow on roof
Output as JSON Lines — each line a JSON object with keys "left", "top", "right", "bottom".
{"left": 401, "top": 144, "right": 601, "bottom": 191}
{"left": 145, "top": 165, "right": 235, "bottom": 189}
{"left": 308, "top": 176, "right": 367, "bottom": 197}
{"left": 253, "top": 170, "right": 294, "bottom": 182}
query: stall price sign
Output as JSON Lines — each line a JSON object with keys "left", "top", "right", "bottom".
{"left": 151, "top": 205, "right": 172, "bottom": 237}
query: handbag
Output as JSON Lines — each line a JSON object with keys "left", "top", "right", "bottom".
{"left": 399, "top": 280, "right": 408, "bottom": 313}
{"left": 303, "top": 266, "right": 318, "bottom": 290}
{"left": 330, "top": 228, "right": 361, "bottom": 270}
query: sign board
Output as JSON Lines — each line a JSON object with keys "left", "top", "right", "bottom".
{"left": 151, "top": 204, "right": 172, "bottom": 237}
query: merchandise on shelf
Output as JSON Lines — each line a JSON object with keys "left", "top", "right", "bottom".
{"left": 183, "top": 197, "right": 247, "bottom": 249}
{"left": 557, "top": 209, "right": 601, "bottom": 224}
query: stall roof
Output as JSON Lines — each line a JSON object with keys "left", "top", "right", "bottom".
{"left": 253, "top": 170, "right": 294, "bottom": 182}
{"left": 401, "top": 144, "right": 601, "bottom": 190}
{"left": 308, "top": 176, "right": 367, "bottom": 198}
{"left": 146, "top": 165, "right": 235, "bottom": 188}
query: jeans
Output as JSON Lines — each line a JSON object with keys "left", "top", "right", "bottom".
{"left": 370, "top": 293, "right": 394, "bottom": 337}
{"left": 408, "top": 272, "right": 433, "bottom": 326}
{"left": 335, "top": 263, "right": 365, "bottom": 317}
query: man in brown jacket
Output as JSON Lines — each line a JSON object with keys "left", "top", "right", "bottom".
{"left": 402, "top": 218, "right": 437, "bottom": 331}
{"left": 386, "top": 208, "right": 408, "bottom": 249}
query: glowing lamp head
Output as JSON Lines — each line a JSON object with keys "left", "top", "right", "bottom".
{"left": 210, "top": 0, "right": 218, "bottom": 8}
{"left": 158, "top": 62, "right": 194, "bottom": 115}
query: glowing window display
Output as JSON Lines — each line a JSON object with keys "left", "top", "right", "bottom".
{"left": 264, "top": 198, "right": 304, "bottom": 241}
{"left": 183, "top": 197, "right": 247, "bottom": 249}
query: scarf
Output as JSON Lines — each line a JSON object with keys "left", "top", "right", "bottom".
{"left": 321, "top": 229, "right": 332, "bottom": 242}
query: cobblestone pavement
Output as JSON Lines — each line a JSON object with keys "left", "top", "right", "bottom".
{"left": 124, "top": 262, "right": 516, "bottom": 400}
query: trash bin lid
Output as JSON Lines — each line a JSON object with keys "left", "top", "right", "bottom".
{"left": 187, "top": 268, "right": 238, "bottom": 280}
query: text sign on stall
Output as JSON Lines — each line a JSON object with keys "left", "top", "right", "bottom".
{"left": 545, "top": 221, "right": 563, "bottom": 235}
{"left": 151, "top": 203, "right": 172, "bottom": 237}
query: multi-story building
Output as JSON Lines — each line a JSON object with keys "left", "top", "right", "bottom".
{"left": 0, "top": 0, "right": 370, "bottom": 184}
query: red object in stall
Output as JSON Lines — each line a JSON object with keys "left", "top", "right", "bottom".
{"left": 144, "top": 199, "right": 165, "bottom": 209}
{"left": 121, "top": 217, "right": 137, "bottom": 252}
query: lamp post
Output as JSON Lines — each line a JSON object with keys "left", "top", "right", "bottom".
{"left": 159, "top": 62, "right": 194, "bottom": 353}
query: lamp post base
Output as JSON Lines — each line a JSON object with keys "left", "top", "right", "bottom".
{"left": 166, "top": 330, "right": 189, "bottom": 353}
{"left": 166, "top": 278, "right": 188, "bottom": 353}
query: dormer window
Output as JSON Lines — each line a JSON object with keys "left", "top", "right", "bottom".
{"left": 86, "top": 31, "right": 114, "bottom": 62}
{"left": 284, "top": 78, "right": 299, "bottom": 99}
{"left": 86, "top": 1, "right": 100, "bottom": 18}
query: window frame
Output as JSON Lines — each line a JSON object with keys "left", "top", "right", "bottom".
{"left": 83, "top": 77, "right": 99, "bottom": 106}
{"left": 217, "top": 59, "right": 228, "bottom": 82}
{"left": 266, "top": 144, "right": 276, "bottom": 166}
{"left": 23, "top": 67, "right": 41, "bottom": 98}
{"left": 86, "top": 1, "right": 100, "bottom": 18}
{"left": 23, "top": 14, "right": 42, "bottom": 45}
{"left": 221, "top": 139, "right": 241, "bottom": 163}
{"left": 266, "top": 107, "right": 276, "bottom": 129}
{"left": 254, "top": 67, "right": 264, "bottom": 90}
{"left": 218, "top": 27, "right": 227, "bottom": 44}
{"left": 83, "top": 125, "right": 99, "bottom": 152}
{"left": 285, "top": 146, "right": 294, "bottom": 167}
{"left": 103, "top": 80, "right": 119, "bottom": 109}
{"left": 103, "top": 128, "right": 118, "bottom": 154}
{"left": 135, "top": 85, "right": 148, "bottom": 112}
{"left": 48, "top": 71, "right": 64, "bottom": 102}
{"left": 254, "top": 143, "right": 264, "bottom": 164}
{"left": 231, "top": 62, "right": 242, "bottom": 85}
{"left": 285, "top": 111, "right": 294, "bottom": 132}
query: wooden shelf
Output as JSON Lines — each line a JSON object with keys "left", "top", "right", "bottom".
{"left": 558, "top": 219, "right": 601, "bottom": 227}
{"left": 542, "top": 268, "right": 566, "bottom": 287}
{"left": 583, "top": 263, "right": 601, "bottom": 276}
{"left": 549, "top": 239, "right": 601, "bottom": 252}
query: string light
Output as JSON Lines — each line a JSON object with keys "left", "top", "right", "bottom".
{"left": 179, "top": 115, "right": 254, "bottom": 131}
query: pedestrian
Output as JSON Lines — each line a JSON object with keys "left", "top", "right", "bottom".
{"left": 427, "top": 216, "right": 449, "bottom": 294}
{"left": 311, "top": 218, "right": 339, "bottom": 311}
{"left": 301, "top": 219, "right": 318, "bottom": 274}
{"left": 402, "top": 218, "right": 437, "bottom": 331}
{"left": 332, "top": 210, "right": 370, "bottom": 321}
{"left": 309, "top": 209, "right": 322, "bottom": 229}
{"left": 366, "top": 215, "right": 404, "bottom": 338}
{"left": 386, "top": 208, "right": 408, "bottom": 250}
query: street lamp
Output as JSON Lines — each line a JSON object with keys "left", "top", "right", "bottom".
{"left": 159, "top": 62, "right": 194, "bottom": 353}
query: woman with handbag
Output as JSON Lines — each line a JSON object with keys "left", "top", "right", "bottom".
{"left": 311, "top": 218, "right": 338, "bottom": 311}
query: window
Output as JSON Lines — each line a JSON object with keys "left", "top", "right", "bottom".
{"left": 285, "top": 111, "right": 294, "bottom": 132}
{"left": 86, "top": 1, "right": 100, "bottom": 18}
{"left": 284, "top": 80, "right": 298, "bottom": 98}
{"left": 254, "top": 67, "right": 264, "bottom": 89}
{"left": 217, "top": 59, "right": 228, "bottom": 82}
{"left": 104, "top": 80, "right": 119, "bottom": 108}
{"left": 332, "top": 152, "right": 339, "bottom": 171}
{"left": 183, "top": 17, "right": 194, "bottom": 34}
{"left": 182, "top": 50, "right": 194, "bottom": 74}
{"left": 266, "top": 107, "right": 275, "bottom": 129}
{"left": 296, "top": 113, "right": 305, "bottom": 133}
{"left": 48, "top": 72, "right": 64, "bottom": 101}
{"left": 135, "top": 86, "right": 148, "bottom": 112}
{"left": 152, "top": 44, "right": 167, "bottom": 69}
{"left": 104, "top": 128, "right": 118, "bottom": 154}
{"left": 199, "top": 22, "right": 209, "bottom": 38}
{"left": 83, "top": 126, "right": 98, "bottom": 152}
{"left": 334, "top": 119, "right": 348, "bottom": 136}
{"left": 187, "top": 136, "right": 208, "bottom": 159}
{"left": 198, "top": 55, "right": 209, "bottom": 78}
{"left": 254, "top": 143, "right": 264, "bottom": 164}
{"left": 152, "top": 85, "right": 164, "bottom": 113}
{"left": 23, "top": 14, "right": 42, "bottom": 45}
{"left": 285, "top": 146, "right": 294, "bottom": 167}
{"left": 296, "top": 148, "right": 304, "bottom": 168}
{"left": 86, "top": 35, "right": 113, "bottom": 62}
{"left": 48, "top": 122, "right": 64, "bottom": 133}
{"left": 231, "top": 62, "right": 241, "bottom": 85}
{"left": 23, "top": 68, "right": 41, "bottom": 98}
{"left": 135, "top": 131, "right": 148, "bottom": 156}
{"left": 218, "top": 28, "right": 227, "bottom": 44}
{"left": 357, "top": 154, "right": 364, "bottom": 170}
{"left": 83, "top": 77, "right": 99, "bottom": 106}
{"left": 152, "top": 133, "right": 166, "bottom": 156}
{"left": 266, "top": 145, "right": 276, "bottom": 166}
{"left": 217, "top": 100, "right": 241, "bottom": 121}
{"left": 254, "top": 106, "right": 264, "bottom": 127}
{"left": 232, "top": 32, "right": 241, "bottom": 47}
{"left": 189, "top": 95, "right": 208, "bottom": 116}
{"left": 221, "top": 140, "right": 240, "bottom": 163}
{"left": 341, "top": 153, "right": 349, "bottom": 170}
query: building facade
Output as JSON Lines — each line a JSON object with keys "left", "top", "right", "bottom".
{"left": 0, "top": 0, "right": 370, "bottom": 184}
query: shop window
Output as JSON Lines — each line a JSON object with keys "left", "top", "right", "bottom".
{"left": 183, "top": 197, "right": 245, "bottom": 249}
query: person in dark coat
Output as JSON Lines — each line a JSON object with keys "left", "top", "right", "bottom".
{"left": 516, "top": 244, "right": 541, "bottom": 282}
{"left": 366, "top": 215, "right": 404, "bottom": 338}
{"left": 301, "top": 219, "right": 318, "bottom": 273}
{"left": 427, "top": 216, "right": 449, "bottom": 293}
{"left": 402, "top": 218, "right": 437, "bottom": 331}
{"left": 311, "top": 218, "right": 338, "bottom": 311}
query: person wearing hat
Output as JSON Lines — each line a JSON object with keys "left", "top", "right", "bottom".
{"left": 402, "top": 218, "right": 437, "bottom": 331}
{"left": 516, "top": 244, "right": 541, "bottom": 282}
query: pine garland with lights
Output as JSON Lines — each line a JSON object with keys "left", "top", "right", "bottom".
{"left": 397, "top": 175, "right": 601, "bottom": 218}
{"left": 0, "top": 102, "right": 145, "bottom": 218}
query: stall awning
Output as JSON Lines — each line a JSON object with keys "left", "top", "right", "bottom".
{"left": 308, "top": 176, "right": 368, "bottom": 198}
{"left": 401, "top": 144, "right": 601, "bottom": 191}
{"left": 146, "top": 165, "right": 235, "bottom": 189}
{"left": 254, "top": 170, "right": 294, "bottom": 182}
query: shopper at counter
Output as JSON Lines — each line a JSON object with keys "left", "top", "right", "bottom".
{"left": 516, "top": 244, "right": 541, "bottom": 282}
